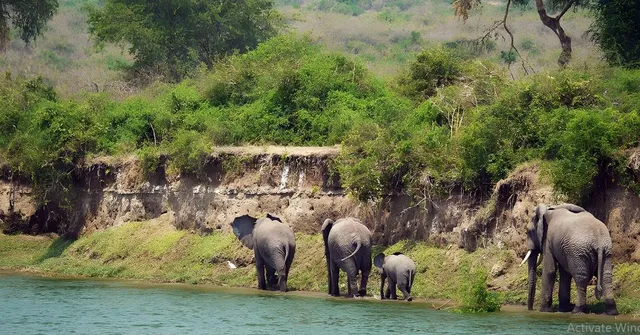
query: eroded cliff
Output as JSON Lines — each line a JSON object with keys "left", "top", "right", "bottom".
{"left": 1, "top": 146, "right": 639, "bottom": 262}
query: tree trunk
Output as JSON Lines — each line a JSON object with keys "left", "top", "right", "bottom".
{"left": 534, "top": 0, "right": 573, "bottom": 68}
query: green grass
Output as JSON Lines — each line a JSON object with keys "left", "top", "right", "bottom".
{"left": 1, "top": 218, "right": 639, "bottom": 315}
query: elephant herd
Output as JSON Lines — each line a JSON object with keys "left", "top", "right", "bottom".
{"left": 231, "top": 203, "right": 619, "bottom": 315}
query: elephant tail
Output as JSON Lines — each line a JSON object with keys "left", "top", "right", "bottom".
{"left": 596, "top": 247, "right": 604, "bottom": 300}
{"left": 408, "top": 269, "right": 414, "bottom": 291}
{"left": 340, "top": 239, "right": 361, "bottom": 262}
{"left": 284, "top": 243, "right": 290, "bottom": 264}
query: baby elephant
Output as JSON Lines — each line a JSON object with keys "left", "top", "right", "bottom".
{"left": 374, "top": 252, "right": 416, "bottom": 301}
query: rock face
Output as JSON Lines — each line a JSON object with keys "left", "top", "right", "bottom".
{"left": 1, "top": 147, "right": 639, "bottom": 260}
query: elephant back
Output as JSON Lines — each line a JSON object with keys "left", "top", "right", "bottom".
{"left": 384, "top": 254, "right": 416, "bottom": 276}
{"left": 254, "top": 218, "right": 296, "bottom": 247}
{"left": 326, "top": 218, "right": 372, "bottom": 265}
{"left": 328, "top": 218, "right": 371, "bottom": 245}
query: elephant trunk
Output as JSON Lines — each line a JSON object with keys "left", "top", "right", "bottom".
{"left": 527, "top": 250, "right": 539, "bottom": 311}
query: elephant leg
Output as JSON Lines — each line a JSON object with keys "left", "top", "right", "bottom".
{"left": 265, "top": 265, "right": 278, "bottom": 291}
{"left": 388, "top": 280, "right": 398, "bottom": 300}
{"left": 329, "top": 261, "right": 340, "bottom": 297}
{"left": 278, "top": 273, "right": 287, "bottom": 292}
{"left": 398, "top": 282, "right": 412, "bottom": 302}
{"left": 379, "top": 273, "right": 387, "bottom": 299}
{"left": 254, "top": 250, "right": 267, "bottom": 290}
{"left": 358, "top": 268, "right": 370, "bottom": 297}
{"left": 539, "top": 255, "right": 557, "bottom": 312}
{"left": 572, "top": 276, "right": 589, "bottom": 314}
{"left": 384, "top": 284, "right": 392, "bottom": 299}
{"left": 558, "top": 267, "right": 573, "bottom": 312}
{"left": 345, "top": 271, "right": 359, "bottom": 298}
{"left": 279, "top": 254, "right": 293, "bottom": 293}
{"left": 602, "top": 257, "right": 618, "bottom": 315}
{"left": 341, "top": 258, "right": 359, "bottom": 298}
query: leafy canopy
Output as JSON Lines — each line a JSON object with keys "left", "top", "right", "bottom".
{"left": 0, "top": 0, "right": 59, "bottom": 50}
{"left": 87, "top": 0, "right": 281, "bottom": 81}
{"left": 590, "top": 0, "right": 640, "bottom": 68}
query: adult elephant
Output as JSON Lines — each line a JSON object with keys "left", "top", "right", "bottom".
{"left": 522, "top": 204, "right": 618, "bottom": 315}
{"left": 322, "top": 217, "right": 372, "bottom": 298}
{"left": 374, "top": 252, "right": 416, "bottom": 301}
{"left": 232, "top": 214, "right": 296, "bottom": 292}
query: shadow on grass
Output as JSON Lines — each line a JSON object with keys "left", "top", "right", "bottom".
{"left": 36, "top": 237, "right": 75, "bottom": 263}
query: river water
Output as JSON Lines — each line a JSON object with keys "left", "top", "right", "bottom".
{"left": 0, "top": 274, "right": 638, "bottom": 335}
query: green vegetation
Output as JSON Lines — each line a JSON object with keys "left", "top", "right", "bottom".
{"left": 2, "top": 36, "right": 640, "bottom": 225}
{"left": 2, "top": 220, "right": 639, "bottom": 314}
{"left": 590, "top": 0, "right": 640, "bottom": 68}
{"left": 0, "top": 0, "right": 59, "bottom": 50}
{"left": 456, "top": 262, "right": 502, "bottom": 313}
{"left": 87, "top": 0, "right": 281, "bottom": 81}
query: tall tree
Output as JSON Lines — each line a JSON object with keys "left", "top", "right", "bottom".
{"left": 590, "top": 0, "right": 640, "bottom": 68}
{"left": 453, "top": 0, "right": 590, "bottom": 68}
{"left": 0, "top": 0, "right": 59, "bottom": 51}
{"left": 87, "top": 0, "right": 282, "bottom": 81}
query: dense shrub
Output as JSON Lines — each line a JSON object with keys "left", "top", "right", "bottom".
{"left": 398, "top": 47, "right": 466, "bottom": 101}
{"left": 456, "top": 261, "right": 502, "bottom": 313}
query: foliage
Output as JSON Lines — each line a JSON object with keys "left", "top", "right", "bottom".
{"left": 456, "top": 261, "right": 502, "bottom": 313}
{"left": 87, "top": 0, "right": 281, "bottom": 81}
{"left": 590, "top": 0, "right": 640, "bottom": 68}
{"left": 398, "top": 48, "right": 465, "bottom": 101}
{"left": 0, "top": 0, "right": 59, "bottom": 50}
{"left": 308, "top": 0, "right": 372, "bottom": 16}
{"left": 2, "top": 37, "right": 640, "bottom": 215}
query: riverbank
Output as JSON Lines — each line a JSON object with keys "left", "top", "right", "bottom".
{"left": 2, "top": 214, "right": 639, "bottom": 315}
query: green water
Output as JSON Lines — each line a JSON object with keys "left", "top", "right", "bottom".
{"left": 0, "top": 275, "right": 638, "bottom": 335}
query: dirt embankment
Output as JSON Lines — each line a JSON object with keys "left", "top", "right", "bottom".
{"left": 1, "top": 146, "right": 639, "bottom": 262}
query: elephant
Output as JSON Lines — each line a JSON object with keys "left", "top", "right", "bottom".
{"left": 322, "top": 217, "right": 372, "bottom": 298}
{"left": 374, "top": 252, "right": 416, "bottom": 301}
{"left": 232, "top": 214, "right": 296, "bottom": 292}
{"left": 522, "top": 203, "right": 618, "bottom": 315}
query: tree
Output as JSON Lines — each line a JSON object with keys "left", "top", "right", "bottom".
{"left": 454, "top": 0, "right": 589, "bottom": 69}
{"left": 87, "top": 0, "right": 282, "bottom": 81}
{"left": 0, "top": 0, "right": 59, "bottom": 51}
{"left": 590, "top": 0, "right": 640, "bottom": 68}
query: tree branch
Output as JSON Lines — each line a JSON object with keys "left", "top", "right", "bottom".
{"left": 556, "top": 0, "right": 575, "bottom": 20}
{"left": 502, "top": 0, "right": 530, "bottom": 75}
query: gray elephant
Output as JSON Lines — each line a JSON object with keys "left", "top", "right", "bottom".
{"left": 374, "top": 252, "right": 416, "bottom": 301}
{"left": 232, "top": 214, "right": 296, "bottom": 292}
{"left": 322, "top": 217, "right": 372, "bottom": 298}
{"left": 522, "top": 204, "right": 618, "bottom": 315}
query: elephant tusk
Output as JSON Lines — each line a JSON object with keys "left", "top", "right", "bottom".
{"left": 520, "top": 250, "right": 532, "bottom": 267}
{"left": 537, "top": 253, "right": 543, "bottom": 266}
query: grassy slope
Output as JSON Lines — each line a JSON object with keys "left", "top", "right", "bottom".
{"left": 281, "top": 1, "right": 601, "bottom": 78}
{"left": 1, "top": 215, "right": 638, "bottom": 314}
{"left": 0, "top": 0, "right": 132, "bottom": 99}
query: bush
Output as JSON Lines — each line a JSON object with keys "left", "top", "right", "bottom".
{"left": 456, "top": 262, "right": 502, "bottom": 313}
{"left": 166, "top": 130, "right": 210, "bottom": 177}
{"left": 398, "top": 47, "right": 465, "bottom": 101}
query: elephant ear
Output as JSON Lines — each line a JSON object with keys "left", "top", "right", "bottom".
{"left": 321, "top": 219, "right": 334, "bottom": 255}
{"left": 232, "top": 215, "right": 257, "bottom": 249}
{"left": 534, "top": 204, "right": 548, "bottom": 251}
{"left": 266, "top": 213, "right": 282, "bottom": 222}
{"left": 374, "top": 253, "right": 385, "bottom": 270}
{"left": 550, "top": 203, "right": 585, "bottom": 213}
